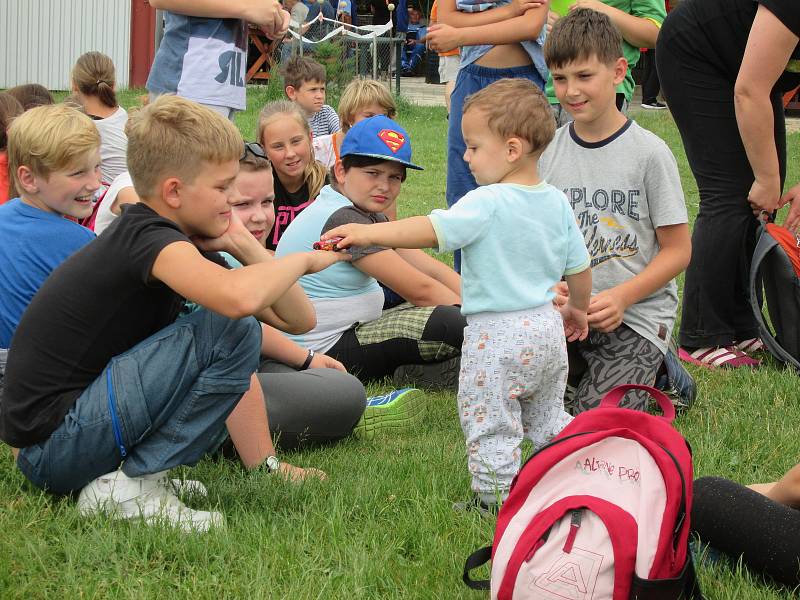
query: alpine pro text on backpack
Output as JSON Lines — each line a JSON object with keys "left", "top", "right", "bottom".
{"left": 463, "top": 384, "right": 702, "bottom": 600}
{"left": 750, "top": 222, "right": 800, "bottom": 372}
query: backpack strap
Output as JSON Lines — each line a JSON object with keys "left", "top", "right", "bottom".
{"left": 462, "top": 546, "right": 492, "bottom": 590}
{"left": 749, "top": 224, "right": 800, "bottom": 371}
{"left": 599, "top": 384, "right": 675, "bottom": 422}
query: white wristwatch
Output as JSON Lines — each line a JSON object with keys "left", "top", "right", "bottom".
{"left": 266, "top": 455, "right": 280, "bottom": 473}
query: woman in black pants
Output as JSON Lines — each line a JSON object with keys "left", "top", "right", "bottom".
{"left": 656, "top": 0, "right": 800, "bottom": 368}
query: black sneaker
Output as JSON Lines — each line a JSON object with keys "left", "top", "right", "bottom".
{"left": 641, "top": 101, "right": 668, "bottom": 110}
{"left": 393, "top": 356, "right": 460, "bottom": 391}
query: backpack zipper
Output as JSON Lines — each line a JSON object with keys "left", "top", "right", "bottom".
{"left": 562, "top": 509, "right": 583, "bottom": 554}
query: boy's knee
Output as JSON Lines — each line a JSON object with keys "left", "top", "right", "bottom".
{"left": 423, "top": 305, "right": 467, "bottom": 350}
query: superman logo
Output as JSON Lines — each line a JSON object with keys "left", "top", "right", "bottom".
{"left": 378, "top": 129, "right": 406, "bottom": 153}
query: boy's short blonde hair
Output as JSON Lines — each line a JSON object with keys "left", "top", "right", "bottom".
{"left": 462, "top": 78, "right": 555, "bottom": 154}
{"left": 7, "top": 104, "right": 100, "bottom": 189}
{"left": 543, "top": 8, "right": 623, "bottom": 70}
{"left": 125, "top": 95, "right": 243, "bottom": 199}
{"left": 338, "top": 78, "right": 397, "bottom": 132}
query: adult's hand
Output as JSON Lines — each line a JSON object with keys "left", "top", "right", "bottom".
{"left": 244, "top": 0, "right": 291, "bottom": 38}
{"left": 747, "top": 176, "right": 782, "bottom": 217}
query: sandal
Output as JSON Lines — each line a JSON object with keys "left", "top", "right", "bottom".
{"left": 734, "top": 338, "right": 765, "bottom": 353}
{"left": 678, "top": 346, "right": 760, "bottom": 369}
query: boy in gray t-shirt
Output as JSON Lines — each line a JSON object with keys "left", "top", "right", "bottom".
{"left": 539, "top": 8, "right": 691, "bottom": 413}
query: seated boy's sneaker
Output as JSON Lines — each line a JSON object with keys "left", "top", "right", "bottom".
{"left": 654, "top": 349, "right": 697, "bottom": 411}
{"left": 354, "top": 388, "right": 426, "bottom": 440}
{"left": 641, "top": 101, "right": 667, "bottom": 110}
{"left": 77, "top": 470, "right": 223, "bottom": 533}
{"left": 392, "top": 356, "right": 460, "bottom": 391}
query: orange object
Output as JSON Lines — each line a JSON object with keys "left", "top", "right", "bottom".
{"left": 766, "top": 223, "right": 800, "bottom": 277}
{"left": 783, "top": 87, "right": 799, "bottom": 108}
{"left": 430, "top": 0, "right": 459, "bottom": 57}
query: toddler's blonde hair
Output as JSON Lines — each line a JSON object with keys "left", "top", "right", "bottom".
{"left": 338, "top": 78, "right": 397, "bottom": 132}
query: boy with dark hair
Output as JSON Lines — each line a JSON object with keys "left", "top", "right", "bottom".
{"left": 544, "top": 0, "right": 666, "bottom": 126}
{"left": 540, "top": 8, "right": 692, "bottom": 413}
{"left": 1, "top": 96, "right": 345, "bottom": 531}
{"left": 282, "top": 55, "right": 341, "bottom": 137}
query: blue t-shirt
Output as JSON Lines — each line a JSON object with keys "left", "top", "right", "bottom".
{"left": 146, "top": 15, "right": 248, "bottom": 110}
{"left": 0, "top": 199, "right": 95, "bottom": 347}
{"left": 429, "top": 182, "right": 589, "bottom": 315}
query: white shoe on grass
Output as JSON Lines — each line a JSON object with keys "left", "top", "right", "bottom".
{"left": 77, "top": 469, "right": 223, "bottom": 533}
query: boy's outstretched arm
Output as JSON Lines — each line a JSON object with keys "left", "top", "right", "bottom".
{"left": 324, "top": 216, "right": 439, "bottom": 250}
{"left": 151, "top": 242, "right": 347, "bottom": 329}
{"left": 569, "top": 0, "right": 660, "bottom": 48}
{"left": 587, "top": 223, "right": 691, "bottom": 333}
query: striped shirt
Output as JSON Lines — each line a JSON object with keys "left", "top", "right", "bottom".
{"left": 308, "top": 105, "right": 341, "bottom": 137}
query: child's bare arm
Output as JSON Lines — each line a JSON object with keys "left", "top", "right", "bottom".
{"left": 357, "top": 251, "right": 462, "bottom": 306}
{"left": 436, "top": 0, "right": 545, "bottom": 28}
{"left": 570, "top": 0, "right": 659, "bottom": 48}
{"left": 587, "top": 223, "right": 690, "bottom": 333}
{"left": 428, "top": 5, "right": 548, "bottom": 52}
{"left": 323, "top": 216, "right": 439, "bottom": 250}
{"left": 562, "top": 267, "right": 591, "bottom": 341}
{"left": 395, "top": 248, "right": 462, "bottom": 296}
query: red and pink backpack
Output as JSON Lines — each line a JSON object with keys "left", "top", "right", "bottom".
{"left": 463, "top": 384, "right": 703, "bottom": 600}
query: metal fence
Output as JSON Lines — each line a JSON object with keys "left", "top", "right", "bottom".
{"left": 275, "top": 17, "right": 405, "bottom": 95}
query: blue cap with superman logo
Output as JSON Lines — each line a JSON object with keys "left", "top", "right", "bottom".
{"left": 340, "top": 115, "right": 424, "bottom": 170}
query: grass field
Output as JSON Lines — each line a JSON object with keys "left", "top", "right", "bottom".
{"left": 1, "top": 88, "right": 800, "bottom": 599}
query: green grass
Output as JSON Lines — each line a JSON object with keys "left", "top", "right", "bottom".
{"left": 2, "top": 89, "right": 800, "bottom": 599}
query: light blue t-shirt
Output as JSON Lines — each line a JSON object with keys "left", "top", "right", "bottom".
{"left": 275, "top": 185, "right": 385, "bottom": 351}
{"left": 429, "top": 182, "right": 589, "bottom": 315}
{"left": 0, "top": 199, "right": 95, "bottom": 347}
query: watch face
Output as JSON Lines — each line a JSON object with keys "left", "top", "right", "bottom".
{"left": 266, "top": 456, "right": 280, "bottom": 472}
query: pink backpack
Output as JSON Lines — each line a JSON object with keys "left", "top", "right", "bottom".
{"left": 463, "top": 384, "right": 703, "bottom": 600}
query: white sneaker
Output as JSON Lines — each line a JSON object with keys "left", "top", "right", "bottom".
{"left": 77, "top": 470, "right": 223, "bottom": 533}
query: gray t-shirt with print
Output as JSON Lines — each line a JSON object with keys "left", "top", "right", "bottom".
{"left": 539, "top": 120, "right": 688, "bottom": 354}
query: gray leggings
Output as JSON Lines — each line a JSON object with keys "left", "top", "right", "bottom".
{"left": 257, "top": 361, "right": 367, "bottom": 451}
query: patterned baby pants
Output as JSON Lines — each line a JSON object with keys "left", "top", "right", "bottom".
{"left": 459, "top": 305, "right": 573, "bottom": 503}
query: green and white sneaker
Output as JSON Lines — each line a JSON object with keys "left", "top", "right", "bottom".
{"left": 354, "top": 388, "right": 426, "bottom": 440}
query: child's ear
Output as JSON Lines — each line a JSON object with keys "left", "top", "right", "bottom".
{"left": 161, "top": 177, "right": 183, "bottom": 210}
{"left": 333, "top": 161, "right": 347, "bottom": 185}
{"left": 613, "top": 57, "right": 628, "bottom": 86}
{"left": 16, "top": 166, "right": 37, "bottom": 194}
{"left": 285, "top": 85, "right": 297, "bottom": 101}
{"left": 506, "top": 137, "right": 524, "bottom": 163}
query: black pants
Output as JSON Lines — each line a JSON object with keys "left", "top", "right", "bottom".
{"left": 693, "top": 476, "right": 800, "bottom": 587}
{"left": 657, "top": 5, "right": 786, "bottom": 348}
{"left": 639, "top": 49, "right": 661, "bottom": 104}
{"left": 328, "top": 304, "right": 465, "bottom": 382}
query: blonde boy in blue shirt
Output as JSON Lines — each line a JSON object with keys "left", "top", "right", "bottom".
{"left": 323, "top": 78, "right": 592, "bottom": 509}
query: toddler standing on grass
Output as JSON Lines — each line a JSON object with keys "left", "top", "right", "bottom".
{"left": 323, "top": 79, "right": 592, "bottom": 509}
